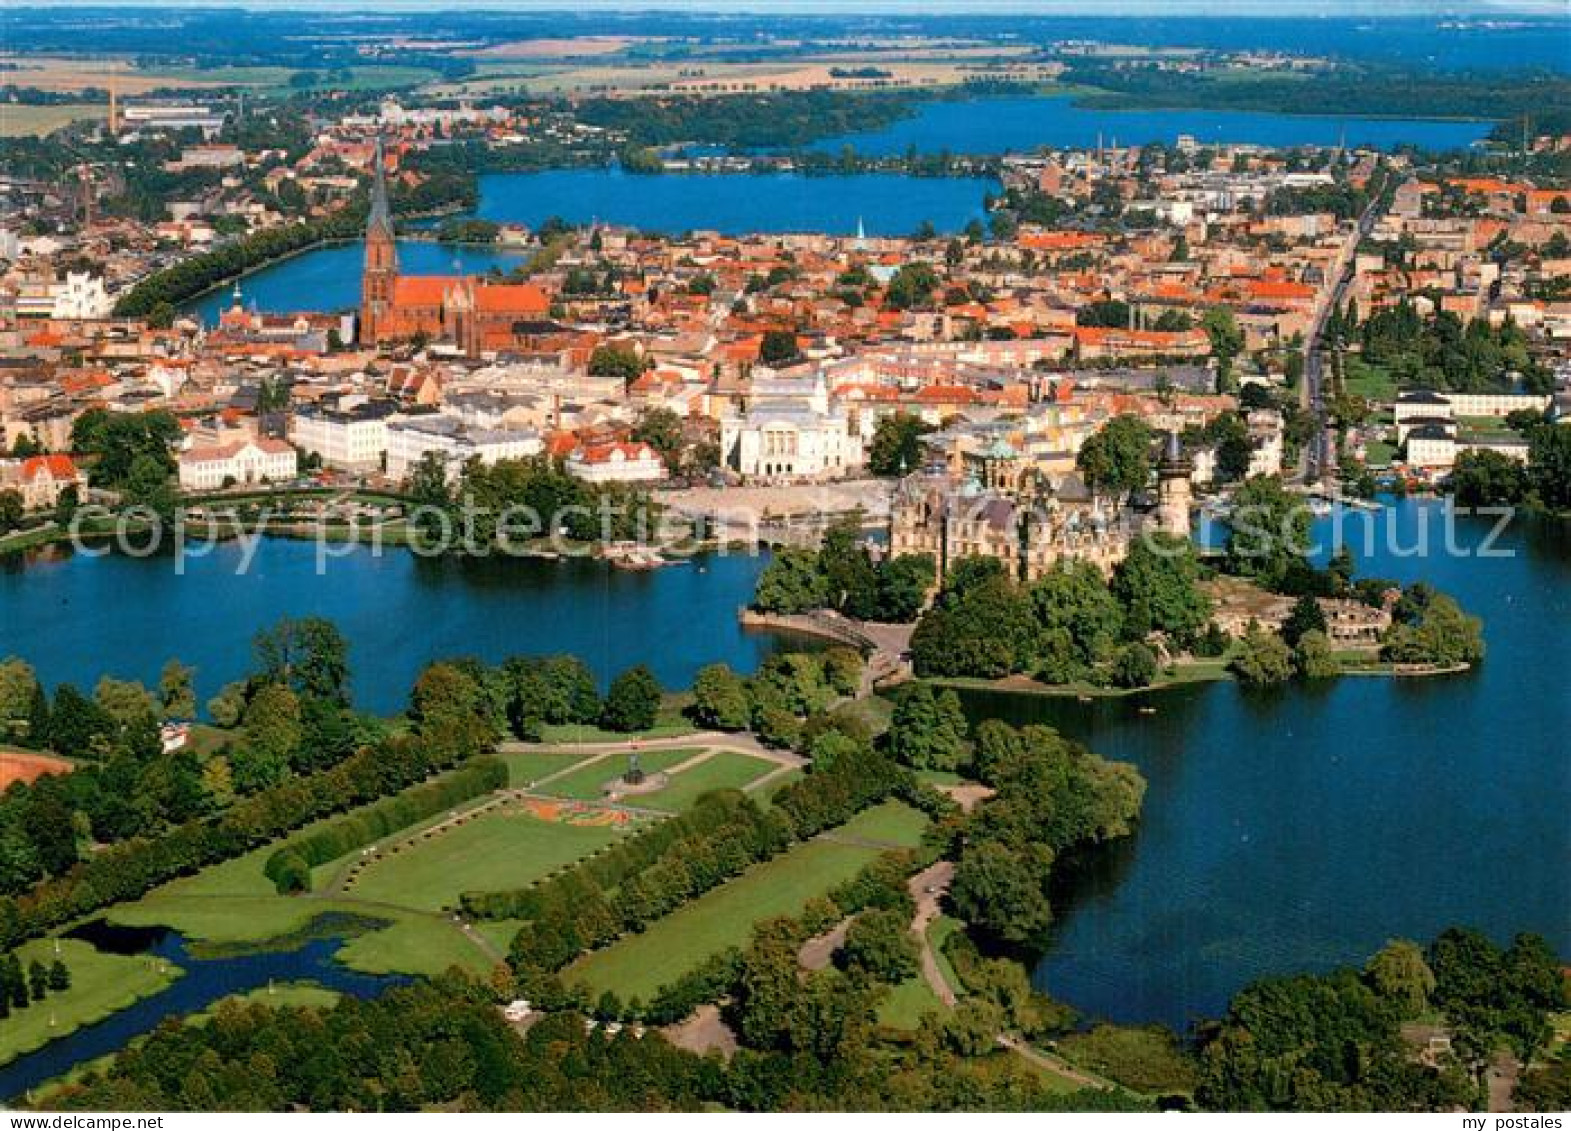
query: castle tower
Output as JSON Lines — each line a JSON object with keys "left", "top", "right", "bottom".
{"left": 1156, "top": 431, "right": 1193, "bottom": 539}
{"left": 360, "top": 137, "right": 399, "bottom": 345}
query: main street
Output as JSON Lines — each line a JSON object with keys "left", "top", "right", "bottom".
{"left": 1301, "top": 187, "right": 1387, "bottom": 486}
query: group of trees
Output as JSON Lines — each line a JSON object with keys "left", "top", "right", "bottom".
{"left": 751, "top": 514, "right": 936, "bottom": 624}
{"left": 1198, "top": 929, "right": 1564, "bottom": 1112}
{"left": 688, "top": 648, "right": 862, "bottom": 749}
{"left": 0, "top": 617, "right": 505, "bottom": 950}
{"left": 70, "top": 406, "right": 182, "bottom": 513}
{"left": 0, "top": 950, "right": 71, "bottom": 1019}
{"left": 263, "top": 756, "right": 508, "bottom": 893}
{"left": 406, "top": 453, "right": 663, "bottom": 548}
{"left": 0, "top": 657, "right": 226, "bottom": 897}
{"left": 949, "top": 721, "right": 1146, "bottom": 949}
{"left": 866, "top": 412, "right": 936, "bottom": 476}
{"left": 1449, "top": 420, "right": 1571, "bottom": 514}
{"left": 477, "top": 726, "right": 906, "bottom": 1013}
{"left": 1360, "top": 302, "right": 1548, "bottom": 394}
{"left": 909, "top": 538, "right": 1213, "bottom": 688}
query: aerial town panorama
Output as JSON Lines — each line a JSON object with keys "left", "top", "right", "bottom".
{"left": 0, "top": 1, "right": 1568, "bottom": 1119}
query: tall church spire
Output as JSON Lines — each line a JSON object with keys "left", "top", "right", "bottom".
{"left": 367, "top": 135, "right": 394, "bottom": 240}
{"left": 361, "top": 135, "right": 399, "bottom": 345}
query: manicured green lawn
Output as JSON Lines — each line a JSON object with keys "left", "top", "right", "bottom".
{"left": 928, "top": 915, "right": 963, "bottom": 998}
{"left": 195, "top": 981, "right": 342, "bottom": 1017}
{"left": 569, "top": 839, "right": 884, "bottom": 1001}
{"left": 106, "top": 822, "right": 499, "bottom": 978}
{"left": 348, "top": 804, "right": 637, "bottom": 911}
{"left": 535, "top": 708, "right": 696, "bottom": 745}
{"left": 501, "top": 749, "right": 596, "bottom": 788}
{"left": 632, "top": 752, "right": 776, "bottom": 811}
{"left": 1342, "top": 358, "right": 1399, "bottom": 404}
{"left": 878, "top": 974, "right": 946, "bottom": 1030}
{"left": 534, "top": 747, "right": 701, "bottom": 800}
{"left": 0, "top": 938, "right": 182, "bottom": 1066}
{"left": 831, "top": 800, "right": 930, "bottom": 849}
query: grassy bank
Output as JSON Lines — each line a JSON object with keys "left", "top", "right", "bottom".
{"left": 0, "top": 938, "right": 182, "bottom": 1067}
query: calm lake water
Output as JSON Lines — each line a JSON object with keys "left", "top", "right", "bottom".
{"left": 957, "top": 497, "right": 1570, "bottom": 1031}
{"left": 815, "top": 95, "right": 1495, "bottom": 156}
{"left": 2, "top": 498, "right": 1566, "bottom": 1038}
{"left": 0, "top": 543, "right": 799, "bottom": 715}
{"left": 476, "top": 168, "right": 995, "bottom": 237}
{"left": 0, "top": 919, "right": 402, "bottom": 1101}
{"left": 188, "top": 170, "right": 995, "bottom": 319}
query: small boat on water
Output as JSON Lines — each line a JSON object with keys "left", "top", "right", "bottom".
{"left": 601, "top": 543, "right": 671, "bottom": 570}
{"left": 1138, "top": 706, "right": 1158, "bottom": 716}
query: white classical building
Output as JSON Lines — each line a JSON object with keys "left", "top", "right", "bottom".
{"left": 564, "top": 441, "right": 668, "bottom": 484}
{"left": 384, "top": 414, "right": 542, "bottom": 482}
{"left": 177, "top": 438, "right": 298, "bottom": 491}
{"left": 13, "top": 273, "right": 114, "bottom": 320}
{"left": 719, "top": 370, "right": 864, "bottom": 482}
{"left": 288, "top": 400, "right": 397, "bottom": 472}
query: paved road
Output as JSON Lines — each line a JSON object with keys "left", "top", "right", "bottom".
{"left": 1303, "top": 191, "right": 1386, "bottom": 486}
{"left": 501, "top": 731, "right": 804, "bottom": 770}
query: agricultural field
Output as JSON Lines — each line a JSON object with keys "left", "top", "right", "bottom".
{"left": 568, "top": 836, "right": 888, "bottom": 1001}
{"left": 0, "top": 103, "right": 106, "bottom": 138}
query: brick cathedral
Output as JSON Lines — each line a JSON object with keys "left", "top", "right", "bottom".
{"left": 360, "top": 139, "right": 551, "bottom": 356}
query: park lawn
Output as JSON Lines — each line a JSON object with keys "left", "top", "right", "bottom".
{"left": 0, "top": 938, "right": 182, "bottom": 1066}
{"left": 831, "top": 800, "right": 930, "bottom": 849}
{"left": 105, "top": 819, "right": 499, "bottom": 978}
{"left": 755, "top": 767, "right": 803, "bottom": 804}
{"left": 347, "top": 804, "right": 637, "bottom": 912}
{"left": 331, "top": 914, "right": 497, "bottom": 979}
{"left": 1342, "top": 358, "right": 1399, "bottom": 403}
{"left": 632, "top": 751, "right": 776, "bottom": 811}
{"left": 877, "top": 974, "right": 947, "bottom": 1030}
{"left": 928, "top": 915, "right": 964, "bottom": 998}
{"left": 534, "top": 712, "right": 697, "bottom": 744}
{"left": 534, "top": 747, "right": 701, "bottom": 800}
{"left": 501, "top": 748, "right": 597, "bottom": 788}
{"left": 569, "top": 839, "right": 884, "bottom": 1001}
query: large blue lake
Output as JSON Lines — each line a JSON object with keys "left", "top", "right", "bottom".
{"left": 188, "top": 170, "right": 994, "bottom": 320}
{"left": 816, "top": 94, "right": 1494, "bottom": 156}
{"left": 1, "top": 499, "right": 1566, "bottom": 1035}
{"left": 959, "top": 499, "right": 1571, "bottom": 1030}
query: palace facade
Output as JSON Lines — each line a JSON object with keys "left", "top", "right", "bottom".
{"left": 889, "top": 433, "right": 1194, "bottom": 583}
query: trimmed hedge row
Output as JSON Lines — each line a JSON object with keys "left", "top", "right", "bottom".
{"left": 494, "top": 744, "right": 909, "bottom": 991}
{"left": 641, "top": 845, "right": 927, "bottom": 1026}
{"left": 0, "top": 730, "right": 473, "bottom": 951}
{"left": 263, "top": 756, "right": 508, "bottom": 893}
{"left": 460, "top": 788, "right": 759, "bottom": 921}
